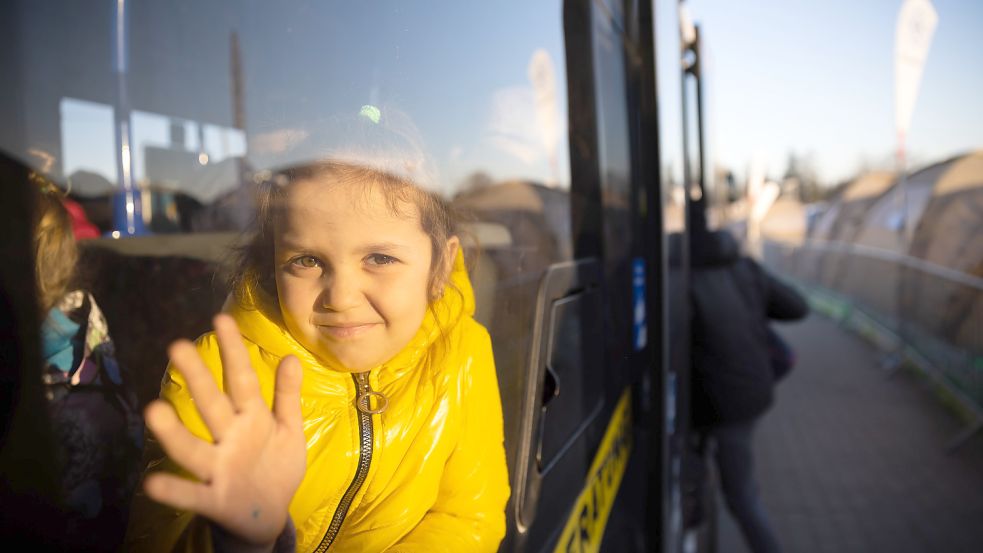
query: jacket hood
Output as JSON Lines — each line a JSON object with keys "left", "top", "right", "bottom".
{"left": 690, "top": 229, "right": 741, "bottom": 268}
{"left": 226, "top": 248, "right": 475, "bottom": 382}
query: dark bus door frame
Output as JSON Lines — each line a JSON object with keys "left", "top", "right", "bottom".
{"left": 506, "top": 1, "right": 674, "bottom": 552}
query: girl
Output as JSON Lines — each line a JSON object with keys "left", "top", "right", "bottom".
{"left": 33, "top": 177, "right": 143, "bottom": 552}
{"left": 125, "top": 138, "right": 511, "bottom": 552}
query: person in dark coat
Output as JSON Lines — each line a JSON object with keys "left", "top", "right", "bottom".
{"left": 689, "top": 227, "right": 808, "bottom": 553}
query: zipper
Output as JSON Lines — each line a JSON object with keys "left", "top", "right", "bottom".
{"left": 313, "top": 371, "right": 385, "bottom": 552}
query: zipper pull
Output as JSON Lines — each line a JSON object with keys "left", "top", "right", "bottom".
{"left": 355, "top": 371, "right": 388, "bottom": 414}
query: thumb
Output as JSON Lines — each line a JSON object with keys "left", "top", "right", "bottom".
{"left": 273, "top": 355, "right": 303, "bottom": 431}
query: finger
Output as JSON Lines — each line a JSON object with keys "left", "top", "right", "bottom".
{"left": 143, "top": 472, "right": 214, "bottom": 515}
{"left": 273, "top": 355, "right": 303, "bottom": 432}
{"left": 145, "top": 400, "right": 215, "bottom": 482}
{"left": 168, "top": 339, "right": 234, "bottom": 441}
{"left": 213, "top": 314, "right": 262, "bottom": 412}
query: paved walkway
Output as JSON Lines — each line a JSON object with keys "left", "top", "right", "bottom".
{"left": 717, "top": 315, "right": 983, "bottom": 553}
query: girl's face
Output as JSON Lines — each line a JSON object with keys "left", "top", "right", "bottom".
{"left": 273, "top": 178, "right": 453, "bottom": 372}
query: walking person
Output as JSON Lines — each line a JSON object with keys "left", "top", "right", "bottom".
{"left": 689, "top": 226, "right": 808, "bottom": 553}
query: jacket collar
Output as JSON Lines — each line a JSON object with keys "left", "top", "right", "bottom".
{"left": 226, "top": 249, "right": 475, "bottom": 383}
{"left": 690, "top": 229, "right": 741, "bottom": 268}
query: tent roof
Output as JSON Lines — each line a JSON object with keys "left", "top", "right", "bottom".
{"left": 841, "top": 171, "right": 896, "bottom": 201}
{"left": 934, "top": 150, "right": 983, "bottom": 196}
{"left": 453, "top": 180, "right": 545, "bottom": 212}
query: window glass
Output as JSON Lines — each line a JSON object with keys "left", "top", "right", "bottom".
{"left": 4, "top": 0, "right": 573, "bottom": 520}
{"left": 654, "top": 0, "right": 691, "bottom": 548}
{"left": 592, "top": 3, "right": 635, "bottom": 358}
{"left": 655, "top": 0, "right": 686, "bottom": 235}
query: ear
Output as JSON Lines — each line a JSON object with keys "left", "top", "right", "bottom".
{"left": 433, "top": 236, "right": 460, "bottom": 297}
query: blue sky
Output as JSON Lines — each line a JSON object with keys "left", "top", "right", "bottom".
{"left": 37, "top": 0, "right": 982, "bottom": 198}
{"left": 44, "top": 1, "right": 568, "bottom": 197}
{"left": 688, "top": 0, "right": 983, "bottom": 184}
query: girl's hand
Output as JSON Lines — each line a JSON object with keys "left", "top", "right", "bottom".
{"left": 143, "top": 314, "right": 306, "bottom": 547}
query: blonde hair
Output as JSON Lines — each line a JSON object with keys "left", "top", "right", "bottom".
{"left": 34, "top": 190, "right": 78, "bottom": 314}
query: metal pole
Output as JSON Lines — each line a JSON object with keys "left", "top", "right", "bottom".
{"left": 681, "top": 26, "right": 706, "bottom": 232}
{"left": 886, "top": 132, "right": 909, "bottom": 374}
{"left": 112, "top": 0, "right": 145, "bottom": 236}
{"left": 694, "top": 27, "right": 707, "bottom": 209}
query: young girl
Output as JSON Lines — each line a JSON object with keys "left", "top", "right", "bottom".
{"left": 33, "top": 178, "right": 143, "bottom": 552}
{"left": 125, "top": 136, "right": 511, "bottom": 552}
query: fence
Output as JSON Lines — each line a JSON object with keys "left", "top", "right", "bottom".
{"left": 762, "top": 238, "right": 983, "bottom": 449}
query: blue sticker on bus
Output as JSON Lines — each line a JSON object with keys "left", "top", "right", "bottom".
{"left": 667, "top": 371, "right": 677, "bottom": 436}
{"left": 632, "top": 257, "right": 647, "bottom": 351}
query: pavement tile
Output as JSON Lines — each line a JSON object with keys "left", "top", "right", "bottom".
{"left": 717, "top": 315, "right": 983, "bottom": 553}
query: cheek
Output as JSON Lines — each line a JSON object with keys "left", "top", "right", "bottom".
{"left": 375, "top": 272, "right": 431, "bottom": 326}
{"left": 276, "top": 274, "right": 315, "bottom": 323}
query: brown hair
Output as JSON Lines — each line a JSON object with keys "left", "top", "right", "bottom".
{"left": 34, "top": 190, "right": 78, "bottom": 314}
{"left": 229, "top": 161, "right": 461, "bottom": 308}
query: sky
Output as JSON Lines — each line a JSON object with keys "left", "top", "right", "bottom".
{"left": 14, "top": 0, "right": 982, "bottom": 200}
{"left": 29, "top": 0, "right": 568, "bottom": 199}
{"left": 687, "top": 0, "right": 983, "bottom": 185}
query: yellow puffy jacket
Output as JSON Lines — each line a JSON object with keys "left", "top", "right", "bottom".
{"left": 125, "top": 252, "right": 510, "bottom": 552}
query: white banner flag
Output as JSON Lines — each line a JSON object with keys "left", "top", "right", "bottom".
{"left": 895, "top": 0, "right": 938, "bottom": 142}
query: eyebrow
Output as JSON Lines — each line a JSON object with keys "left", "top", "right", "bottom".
{"left": 358, "top": 242, "right": 410, "bottom": 254}
{"left": 275, "top": 238, "right": 410, "bottom": 254}
{"left": 275, "top": 236, "right": 313, "bottom": 251}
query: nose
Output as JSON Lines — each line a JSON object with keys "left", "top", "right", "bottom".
{"left": 319, "top": 268, "right": 363, "bottom": 312}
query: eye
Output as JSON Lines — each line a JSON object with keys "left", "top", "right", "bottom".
{"left": 366, "top": 253, "right": 398, "bottom": 266}
{"left": 290, "top": 255, "right": 321, "bottom": 269}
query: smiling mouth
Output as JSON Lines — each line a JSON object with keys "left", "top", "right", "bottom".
{"left": 317, "top": 323, "right": 380, "bottom": 340}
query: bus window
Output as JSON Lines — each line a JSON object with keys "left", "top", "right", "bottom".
{"left": 2, "top": 0, "right": 577, "bottom": 550}
{"left": 593, "top": 1, "right": 637, "bottom": 372}
{"left": 655, "top": 0, "right": 694, "bottom": 549}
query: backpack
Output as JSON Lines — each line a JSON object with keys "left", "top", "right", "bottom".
{"left": 767, "top": 326, "right": 796, "bottom": 382}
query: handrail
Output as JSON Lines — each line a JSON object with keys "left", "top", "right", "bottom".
{"left": 762, "top": 237, "right": 983, "bottom": 450}
{"left": 767, "top": 237, "right": 983, "bottom": 291}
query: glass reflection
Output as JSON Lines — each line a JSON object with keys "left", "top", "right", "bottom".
{"left": 4, "top": 0, "right": 575, "bottom": 550}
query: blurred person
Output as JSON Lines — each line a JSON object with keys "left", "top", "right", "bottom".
{"left": 61, "top": 195, "right": 100, "bottom": 240}
{"left": 125, "top": 112, "right": 510, "bottom": 553}
{"left": 689, "top": 223, "right": 808, "bottom": 553}
{"left": 1, "top": 152, "right": 71, "bottom": 551}
{"left": 32, "top": 173, "right": 144, "bottom": 552}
